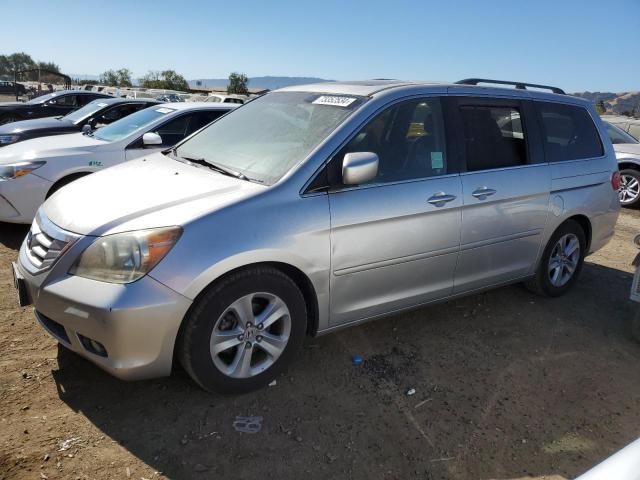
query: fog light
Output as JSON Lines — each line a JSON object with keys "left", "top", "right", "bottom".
{"left": 78, "top": 334, "right": 108, "bottom": 357}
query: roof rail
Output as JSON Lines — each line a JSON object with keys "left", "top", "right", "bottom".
{"left": 455, "top": 78, "right": 565, "bottom": 95}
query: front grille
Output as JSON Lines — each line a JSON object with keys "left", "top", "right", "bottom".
{"left": 24, "top": 213, "right": 78, "bottom": 273}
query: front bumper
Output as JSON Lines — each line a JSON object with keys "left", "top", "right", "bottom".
{"left": 0, "top": 174, "right": 52, "bottom": 224}
{"left": 17, "top": 248, "right": 192, "bottom": 381}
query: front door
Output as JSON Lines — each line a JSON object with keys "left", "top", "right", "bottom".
{"left": 327, "top": 97, "right": 462, "bottom": 325}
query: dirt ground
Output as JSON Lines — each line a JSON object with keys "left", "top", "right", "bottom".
{"left": 1, "top": 211, "right": 639, "bottom": 480}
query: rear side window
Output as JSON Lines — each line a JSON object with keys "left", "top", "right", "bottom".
{"left": 459, "top": 105, "right": 527, "bottom": 171}
{"left": 537, "top": 102, "right": 603, "bottom": 161}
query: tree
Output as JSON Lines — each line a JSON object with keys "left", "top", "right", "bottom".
{"left": 141, "top": 70, "right": 189, "bottom": 91}
{"left": 227, "top": 72, "right": 249, "bottom": 95}
{"left": 0, "top": 53, "right": 61, "bottom": 81}
{"left": 99, "top": 68, "right": 133, "bottom": 87}
{"left": 595, "top": 100, "right": 606, "bottom": 115}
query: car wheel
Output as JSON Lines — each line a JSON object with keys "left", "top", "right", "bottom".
{"left": 178, "top": 266, "right": 307, "bottom": 393}
{"left": 618, "top": 169, "right": 640, "bottom": 207}
{"left": 0, "top": 115, "right": 18, "bottom": 125}
{"left": 525, "top": 220, "right": 586, "bottom": 297}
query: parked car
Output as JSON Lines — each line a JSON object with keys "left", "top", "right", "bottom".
{"left": 204, "top": 94, "right": 245, "bottom": 104}
{"left": 0, "top": 80, "right": 27, "bottom": 96}
{"left": 155, "top": 94, "right": 184, "bottom": 103}
{"left": 603, "top": 121, "right": 640, "bottom": 206}
{"left": 0, "top": 98, "right": 161, "bottom": 147}
{"left": 0, "top": 90, "right": 112, "bottom": 125}
{"left": 13, "top": 79, "right": 619, "bottom": 393}
{"left": 0, "top": 102, "right": 235, "bottom": 223}
{"left": 602, "top": 114, "right": 640, "bottom": 142}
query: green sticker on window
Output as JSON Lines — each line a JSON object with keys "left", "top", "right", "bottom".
{"left": 431, "top": 151, "right": 444, "bottom": 169}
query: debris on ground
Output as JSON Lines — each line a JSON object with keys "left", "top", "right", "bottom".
{"left": 406, "top": 388, "right": 416, "bottom": 396}
{"left": 351, "top": 354, "right": 363, "bottom": 366}
{"left": 58, "top": 437, "right": 82, "bottom": 451}
{"left": 233, "top": 416, "right": 263, "bottom": 434}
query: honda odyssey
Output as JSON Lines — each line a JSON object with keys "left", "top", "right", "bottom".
{"left": 14, "top": 79, "right": 620, "bottom": 393}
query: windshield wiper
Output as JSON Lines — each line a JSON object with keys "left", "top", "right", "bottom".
{"left": 170, "top": 150, "right": 248, "bottom": 181}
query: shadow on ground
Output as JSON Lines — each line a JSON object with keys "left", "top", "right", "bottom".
{"left": 0, "top": 221, "right": 29, "bottom": 250}
{"left": 50, "top": 261, "right": 640, "bottom": 479}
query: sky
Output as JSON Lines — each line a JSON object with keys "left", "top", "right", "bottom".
{"left": 2, "top": 0, "right": 639, "bottom": 92}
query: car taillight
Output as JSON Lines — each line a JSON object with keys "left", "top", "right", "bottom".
{"left": 612, "top": 171, "right": 621, "bottom": 191}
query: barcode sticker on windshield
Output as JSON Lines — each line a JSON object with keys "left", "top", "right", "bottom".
{"left": 312, "top": 96, "right": 357, "bottom": 107}
{"left": 155, "top": 107, "right": 175, "bottom": 114}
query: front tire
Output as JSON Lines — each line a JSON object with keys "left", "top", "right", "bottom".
{"left": 178, "top": 267, "right": 307, "bottom": 394}
{"left": 526, "top": 220, "right": 586, "bottom": 297}
{"left": 618, "top": 169, "right": 640, "bottom": 207}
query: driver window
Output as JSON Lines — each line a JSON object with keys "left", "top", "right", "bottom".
{"left": 48, "top": 95, "right": 77, "bottom": 107}
{"left": 329, "top": 98, "right": 447, "bottom": 186}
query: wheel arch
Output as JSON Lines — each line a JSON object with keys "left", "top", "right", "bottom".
{"left": 565, "top": 214, "right": 592, "bottom": 253}
{"left": 45, "top": 171, "right": 92, "bottom": 199}
{"left": 618, "top": 159, "right": 640, "bottom": 171}
{"left": 179, "top": 261, "right": 320, "bottom": 339}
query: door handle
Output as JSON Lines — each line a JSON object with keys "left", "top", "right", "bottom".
{"left": 471, "top": 187, "right": 497, "bottom": 200}
{"left": 427, "top": 192, "right": 457, "bottom": 206}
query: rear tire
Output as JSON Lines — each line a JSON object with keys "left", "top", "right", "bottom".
{"left": 178, "top": 267, "right": 307, "bottom": 394}
{"left": 618, "top": 169, "right": 640, "bottom": 208}
{"left": 526, "top": 220, "right": 586, "bottom": 297}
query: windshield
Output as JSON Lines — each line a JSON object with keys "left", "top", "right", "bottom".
{"left": 175, "top": 92, "right": 366, "bottom": 184}
{"left": 606, "top": 121, "right": 639, "bottom": 144}
{"left": 64, "top": 100, "right": 111, "bottom": 124}
{"left": 94, "top": 106, "right": 175, "bottom": 142}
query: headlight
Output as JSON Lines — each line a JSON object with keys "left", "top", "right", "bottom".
{"left": 0, "top": 161, "right": 45, "bottom": 179}
{"left": 0, "top": 134, "right": 21, "bottom": 146}
{"left": 69, "top": 227, "right": 182, "bottom": 284}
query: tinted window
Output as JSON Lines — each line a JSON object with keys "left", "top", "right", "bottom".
{"left": 537, "top": 102, "right": 603, "bottom": 161}
{"left": 48, "top": 94, "right": 77, "bottom": 107}
{"left": 460, "top": 105, "right": 527, "bottom": 171}
{"left": 331, "top": 98, "right": 447, "bottom": 185}
{"left": 186, "top": 110, "right": 226, "bottom": 134}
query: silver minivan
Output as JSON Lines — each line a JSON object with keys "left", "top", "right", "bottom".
{"left": 14, "top": 79, "right": 620, "bottom": 393}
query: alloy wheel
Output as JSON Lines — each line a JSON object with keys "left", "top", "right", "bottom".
{"left": 547, "top": 233, "right": 580, "bottom": 287}
{"left": 619, "top": 174, "right": 640, "bottom": 205}
{"left": 210, "top": 292, "right": 291, "bottom": 378}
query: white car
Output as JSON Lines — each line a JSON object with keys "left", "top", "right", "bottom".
{"left": 604, "top": 121, "right": 640, "bottom": 207}
{"left": 0, "top": 102, "right": 236, "bottom": 223}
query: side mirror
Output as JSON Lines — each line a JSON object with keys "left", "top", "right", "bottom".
{"left": 142, "top": 132, "right": 162, "bottom": 147}
{"left": 81, "top": 124, "right": 92, "bottom": 134}
{"left": 342, "top": 152, "right": 378, "bottom": 185}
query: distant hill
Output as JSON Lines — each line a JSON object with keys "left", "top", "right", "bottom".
{"left": 188, "top": 76, "right": 332, "bottom": 90}
{"left": 573, "top": 91, "right": 640, "bottom": 116}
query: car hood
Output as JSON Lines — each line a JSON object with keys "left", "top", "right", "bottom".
{"left": 43, "top": 152, "right": 266, "bottom": 236}
{"left": 0, "top": 132, "right": 106, "bottom": 164}
{"left": 614, "top": 142, "right": 640, "bottom": 157}
{"left": 0, "top": 116, "right": 75, "bottom": 135}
